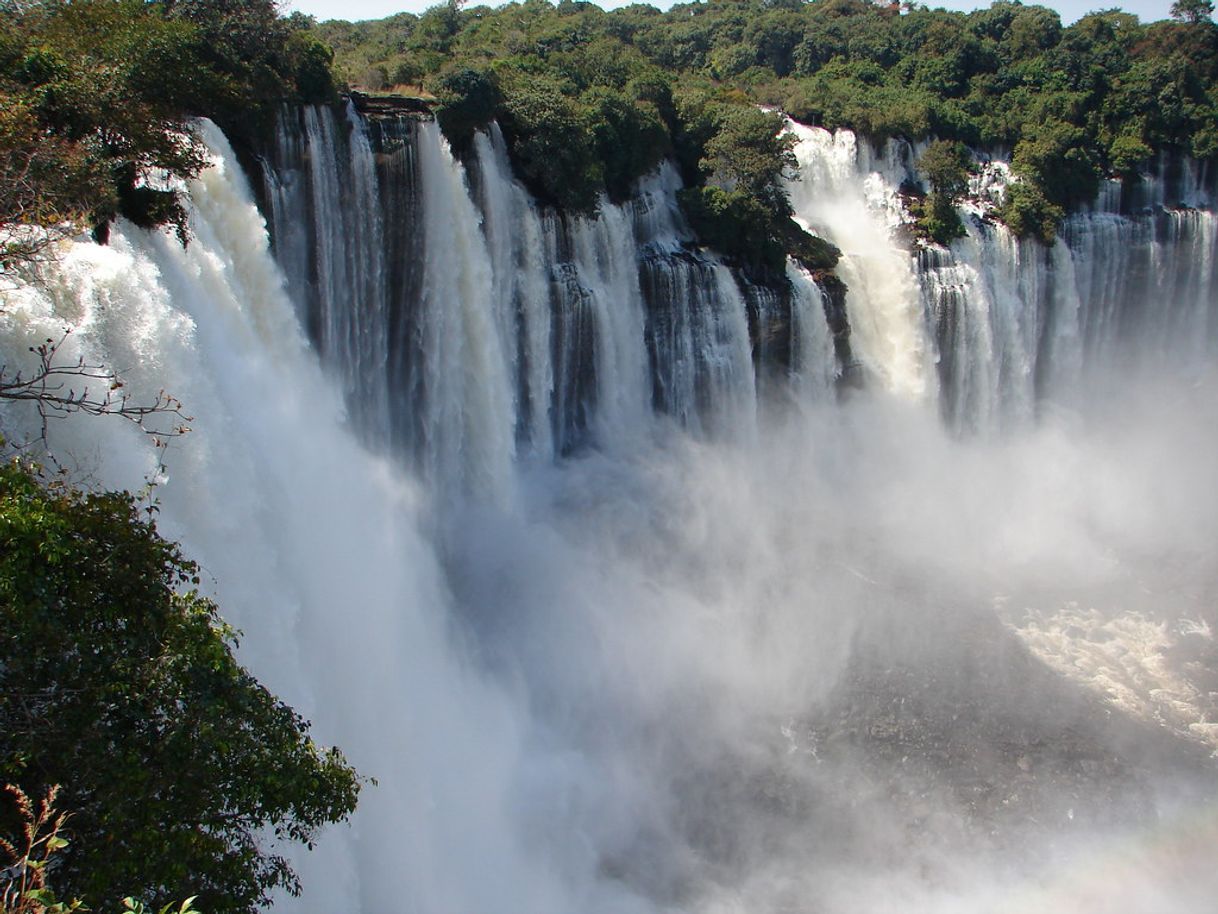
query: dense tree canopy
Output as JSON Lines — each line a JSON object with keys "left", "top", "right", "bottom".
{"left": 0, "top": 0, "right": 336, "bottom": 266}
{"left": 4, "top": 0, "right": 1217, "bottom": 266}
{"left": 314, "top": 0, "right": 1218, "bottom": 247}
{"left": 0, "top": 458, "right": 361, "bottom": 914}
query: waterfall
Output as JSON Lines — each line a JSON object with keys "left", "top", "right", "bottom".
{"left": 264, "top": 103, "right": 390, "bottom": 445}
{"left": 784, "top": 121, "right": 936, "bottom": 401}
{"left": 411, "top": 119, "right": 517, "bottom": 500}
{"left": 471, "top": 124, "right": 554, "bottom": 458}
{"left": 787, "top": 263, "right": 839, "bottom": 401}
{"left": 919, "top": 172, "right": 1217, "bottom": 428}
{"left": 267, "top": 106, "right": 788, "bottom": 459}
{"left": 631, "top": 163, "right": 758, "bottom": 436}
{"left": 3, "top": 108, "right": 1218, "bottom": 914}
{"left": 785, "top": 120, "right": 1218, "bottom": 428}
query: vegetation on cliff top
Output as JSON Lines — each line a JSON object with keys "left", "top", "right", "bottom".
{"left": 4, "top": 0, "right": 1217, "bottom": 265}
{"left": 0, "top": 0, "right": 336, "bottom": 266}
{"left": 315, "top": 0, "right": 1218, "bottom": 248}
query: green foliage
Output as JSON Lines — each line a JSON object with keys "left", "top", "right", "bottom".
{"left": 997, "top": 180, "right": 1064, "bottom": 243}
{"left": 0, "top": 96, "right": 114, "bottom": 267}
{"left": 0, "top": 0, "right": 215, "bottom": 243}
{"left": 0, "top": 459, "right": 361, "bottom": 914}
{"left": 1109, "top": 132, "right": 1153, "bottom": 177}
{"left": 700, "top": 106, "right": 794, "bottom": 211}
{"left": 679, "top": 184, "right": 788, "bottom": 272}
{"left": 303, "top": 0, "right": 1218, "bottom": 249}
{"left": 780, "top": 218, "right": 841, "bottom": 272}
{"left": 0, "top": 0, "right": 337, "bottom": 254}
{"left": 913, "top": 139, "right": 972, "bottom": 244}
{"left": 679, "top": 103, "right": 824, "bottom": 270}
{"left": 581, "top": 85, "right": 668, "bottom": 202}
{"left": 497, "top": 75, "right": 602, "bottom": 211}
{"left": 434, "top": 66, "right": 502, "bottom": 149}
{"left": 1011, "top": 119, "right": 1101, "bottom": 209}
{"left": 168, "top": 0, "right": 338, "bottom": 109}
{"left": 910, "top": 191, "right": 967, "bottom": 246}
{"left": 919, "top": 139, "right": 972, "bottom": 197}
{"left": 288, "top": 32, "right": 338, "bottom": 104}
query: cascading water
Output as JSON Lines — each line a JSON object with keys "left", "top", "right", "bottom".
{"left": 3, "top": 108, "right": 1218, "bottom": 914}
{"left": 470, "top": 124, "right": 554, "bottom": 458}
{"left": 267, "top": 106, "right": 780, "bottom": 457}
{"left": 0, "top": 121, "right": 573, "bottom": 914}
{"left": 264, "top": 103, "right": 391, "bottom": 445}
{"left": 784, "top": 121, "right": 936, "bottom": 401}
{"left": 786, "top": 121, "right": 1218, "bottom": 431}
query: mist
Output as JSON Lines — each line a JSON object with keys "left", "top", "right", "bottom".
{"left": 435, "top": 354, "right": 1218, "bottom": 913}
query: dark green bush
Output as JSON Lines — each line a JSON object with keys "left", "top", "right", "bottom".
{"left": 498, "top": 76, "right": 602, "bottom": 212}
{"left": 0, "top": 459, "right": 361, "bottom": 914}
{"left": 998, "top": 180, "right": 1065, "bottom": 243}
{"left": 434, "top": 66, "right": 502, "bottom": 150}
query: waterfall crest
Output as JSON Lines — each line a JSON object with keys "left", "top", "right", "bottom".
{"left": 784, "top": 121, "right": 936, "bottom": 401}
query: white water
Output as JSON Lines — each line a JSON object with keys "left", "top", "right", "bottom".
{"left": 787, "top": 262, "right": 839, "bottom": 400}
{"left": 784, "top": 122, "right": 936, "bottom": 400}
{"left": 412, "top": 120, "right": 517, "bottom": 501}
{"left": 786, "top": 122, "right": 1218, "bottom": 431}
{"left": 0, "top": 122, "right": 573, "bottom": 913}
{"left": 472, "top": 124, "right": 554, "bottom": 458}
{"left": 3, "top": 115, "right": 1218, "bottom": 914}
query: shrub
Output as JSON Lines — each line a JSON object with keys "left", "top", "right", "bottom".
{"left": 0, "top": 460, "right": 361, "bottom": 914}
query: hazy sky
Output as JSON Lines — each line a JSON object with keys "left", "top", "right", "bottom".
{"left": 284, "top": 0, "right": 1177, "bottom": 26}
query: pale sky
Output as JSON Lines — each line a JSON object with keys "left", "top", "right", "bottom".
{"left": 284, "top": 0, "right": 1177, "bottom": 26}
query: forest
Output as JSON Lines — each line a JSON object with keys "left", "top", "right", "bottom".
{"left": 5, "top": 0, "right": 1218, "bottom": 270}
{"left": 312, "top": 0, "right": 1218, "bottom": 249}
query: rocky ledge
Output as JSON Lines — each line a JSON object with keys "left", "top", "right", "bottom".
{"left": 346, "top": 91, "right": 433, "bottom": 119}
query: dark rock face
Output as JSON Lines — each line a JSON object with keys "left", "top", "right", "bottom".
{"left": 347, "top": 91, "right": 433, "bottom": 119}
{"left": 817, "top": 272, "right": 859, "bottom": 386}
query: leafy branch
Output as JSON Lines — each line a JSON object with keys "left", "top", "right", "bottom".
{"left": 1, "top": 785, "right": 202, "bottom": 914}
{"left": 0, "top": 785, "right": 80, "bottom": 914}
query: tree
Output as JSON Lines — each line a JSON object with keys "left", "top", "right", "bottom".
{"left": 919, "top": 138, "right": 972, "bottom": 197}
{"left": 0, "top": 98, "right": 112, "bottom": 272}
{"left": 0, "top": 458, "right": 362, "bottom": 914}
{"left": 0, "top": 0, "right": 214, "bottom": 248}
{"left": 0, "top": 0, "right": 336, "bottom": 261}
{"left": 1171, "top": 0, "right": 1214, "bottom": 23}
{"left": 497, "top": 75, "right": 603, "bottom": 212}
{"left": 913, "top": 138, "right": 972, "bottom": 244}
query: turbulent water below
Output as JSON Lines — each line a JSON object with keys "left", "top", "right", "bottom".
{"left": 2, "top": 111, "right": 1217, "bottom": 913}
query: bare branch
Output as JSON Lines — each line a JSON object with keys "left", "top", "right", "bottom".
{"left": 0, "top": 330, "right": 193, "bottom": 453}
